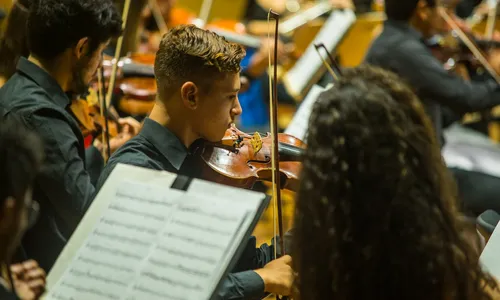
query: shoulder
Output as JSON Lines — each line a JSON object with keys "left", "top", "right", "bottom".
{"left": 95, "top": 138, "right": 164, "bottom": 195}
{"left": 0, "top": 81, "right": 66, "bottom": 121}
{"left": 366, "top": 27, "right": 427, "bottom": 62}
{"left": 107, "top": 137, "right": 164, "bottom": 171}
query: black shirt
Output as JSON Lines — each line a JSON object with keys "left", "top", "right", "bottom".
{"left": 364, "top": 20, "right": 500, "bottom": 144}
{"left": 94, "top": 118, "right": 271, "bottom": 300}
{"left": 0, "top": 285, "right": 19, "bottom": 300}
{"left": 0, "top": 57, "right": 104, "bottom": 272}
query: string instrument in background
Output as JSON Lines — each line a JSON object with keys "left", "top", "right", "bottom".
{"left": 101, "top": 53, "right": 157, "bottom": 117}
{"left": 426, "top": 31, "right": 500, "bottom": 76}
{"left": 69, "top": 87, "right": 119, "bottom": 140}
{"left": 437, "top": 8, "right": 500, "bottom": 141}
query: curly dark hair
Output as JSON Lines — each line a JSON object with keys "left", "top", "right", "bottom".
{"left": 292, "top": 64, "right": 498, "bottom": 300}
{"left": 154, "top": 24, "right": 246, "bottom": 98}
{"left": 0, "top": 0, "right": 33, "bottom": 80}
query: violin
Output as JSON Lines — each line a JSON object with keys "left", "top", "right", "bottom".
{"left": 101, "top": 53, "right": 157, "bottom": 116}
{"left": 192, "top": 125, "right": 304, "bottom": 192}
{"left": 69, "top": 90, "right": 119, "bottom": 139}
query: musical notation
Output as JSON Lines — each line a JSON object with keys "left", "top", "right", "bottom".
{"left": 163, "top": 232, "right": 225, "bottom": 251}
{"left": 173, "top": 219, "right": 234, "bottom": 237}
{"left": 46, "top": 176, "right": 263, "bottom": 300}
{"left": 131, "top": 284, "right": 187, "bottom": 300}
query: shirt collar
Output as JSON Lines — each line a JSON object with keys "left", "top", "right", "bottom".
{"left": 139, "top": 118, "right": 188, "bottom": 170}
{"left": 16, "top": 57, "right": 70, "bottom": 108}
{"left": 384, "top": 19, "right": 423, "bottom": 41}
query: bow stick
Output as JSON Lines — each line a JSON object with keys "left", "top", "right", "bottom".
{"left": 98, "top": 0, "right": 132, "bottom": 162}
{"left": 439, "top": 9, "right": 500, "bottom": 82}
{"left": 313, "top": 43, "right": 342, "bottom": 80}
{"left": 267, "top": 8, "right": 288, "bottom": 300}
{"left": 149, "top": 0, "right": 168, "bottom": 35}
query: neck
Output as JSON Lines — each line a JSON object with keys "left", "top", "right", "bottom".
{"left": 149, "top": 101, "right": 199, "bottom": 148}
{"left": 28, "top": 55, "right": 71, "bottom": 91}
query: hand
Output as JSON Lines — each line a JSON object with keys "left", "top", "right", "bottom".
{"left": 254, "top": 255, "right": 293, "bottom": 296}
{"left": 103, "top": 117, "right": 141, "bottom": 154}
{"left": 10, "top": 260, "right": 46, "bottom": 300}
{"left": 118, "top": 117, "right": 141, "bottom": 136}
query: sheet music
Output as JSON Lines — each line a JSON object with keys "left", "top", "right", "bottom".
{"left": 44, "top": 164, "right": 267, "bottom": 300}
{"left": 480, "top": 219, "right": 500, "bottom": 279}
{"left": 285, "top": 84, "right": 331, "bottom": 141}
{"left": 283, "top": 9, "right": 355, "bottom": 98}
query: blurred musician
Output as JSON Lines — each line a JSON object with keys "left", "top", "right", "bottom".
{"left": 0, "top": 117, "right": 46, "bottom": 300}
{"left": 0, "top": 0, "right": 138, "bottom": 272}
{"left": 364, "top": 0, "right": 500, "bottom": 214}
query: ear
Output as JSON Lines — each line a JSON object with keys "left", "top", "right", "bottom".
{"left": 0, "top": 197, "right": 16, "bottom": 233}
{"left": 74, "top": 37, "right": 90, "bottom": 60}
{"left": 180, "top": 82, "right": 199, "bottom": 110}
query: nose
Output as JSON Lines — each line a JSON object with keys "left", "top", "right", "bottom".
{"left": 232, "top": 97, "right": 243, "bottom": 117}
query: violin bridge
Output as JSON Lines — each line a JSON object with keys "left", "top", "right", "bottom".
{"left": 251, "top": 132, "right": 263, "bottom": 153}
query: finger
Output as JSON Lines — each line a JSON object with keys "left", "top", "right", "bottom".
{"left": 279, "top": 254, "right": 292, "bottom": 265}
{"left": 28, "top": 279, "right": 46, "bottom": 289}
{"left": 10, "top": 264, "right": 24, "bottom": 274}
{"left": 26, "top": 268, "right": 46, "bottom": 280}
{"left": 120, "top": 124, "right": 132, "bottom": 134}
{"left": 22, "top": 260, "right": 39, "bottom": 270}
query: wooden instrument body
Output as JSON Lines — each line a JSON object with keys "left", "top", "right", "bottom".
{"left": 193, "top": 126, "right": 304, "bottom": 192}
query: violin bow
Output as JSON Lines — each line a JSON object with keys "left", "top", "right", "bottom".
{"left": 313, "top": 42, "right": 342, "bottom": 80}
{"left": 439, "top": 9, "right": 500, "bottom": 83}
{"left": 97, "top": 60, "right": 111, "bottom": 160}
{"left": 149, "top": 0, "right": 168, "bottom": 35}
{"left": 485, "top": 0, "right": 498, "bottom": 40}
{"left": 98, "top": 0, "right": 132, "bottom": 162}
{"left": 267, "top": 8, "right": 288, "bottom": 300}
{"left": 197, "top": 0, "right": 214, "bottom": 27}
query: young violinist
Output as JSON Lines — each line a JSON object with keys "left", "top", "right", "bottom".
{"left": 364, "top": 0, "right": 500, "bottom": 215}
{"left": 0, "top": 0, "right": 139, "bottom": 272}
{"left": 95, "top": 24, "right": 294, "bottom": 300}
{"left": 292, "top": 64, "right": 500, "bottom": 300}
{"left": 0, "top": 116, "right": 46, "bottom": 300}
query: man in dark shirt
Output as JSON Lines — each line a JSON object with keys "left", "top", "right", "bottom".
{"left": 364, "top": 0, "right": 500, "bottom": 214}
{"left": 95, "top": 25, "right": 294, "bottom": 300}
{"left": 0, "top": 0, "right": 138, "bottom": 272}
{"left": 365, "top": 0, "right": 500, "bottom": 142}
